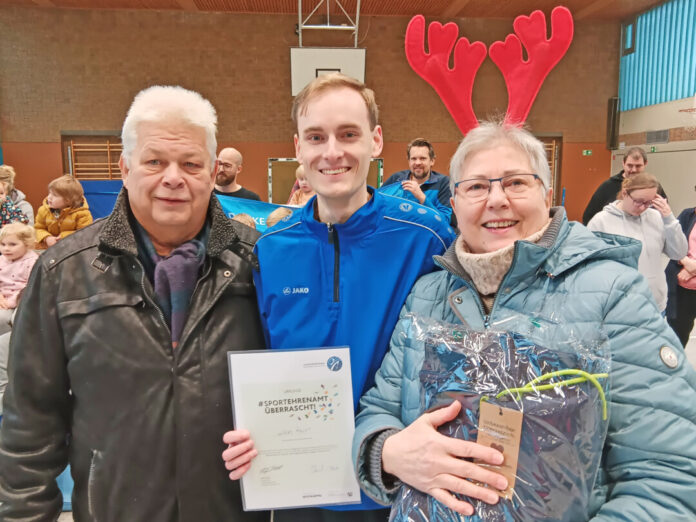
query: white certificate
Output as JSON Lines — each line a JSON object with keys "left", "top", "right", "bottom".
{"left": 228, "top": 347, "right": 360, "bottom": 511}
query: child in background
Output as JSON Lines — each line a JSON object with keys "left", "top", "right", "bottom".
{"left": 0, "top": 181, "right": 29, "bottom": 226}
{"left": 286, "top": 165, "right": 315, "bottom": 207}
{"left": 0, "top": 223, "right": 39, "bottom": 335}
{"left": 35, "top": 175, "right": 93, "bottom": 248}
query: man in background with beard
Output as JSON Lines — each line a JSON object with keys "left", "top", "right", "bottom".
{"left": 214, "top": 147, "right": 261, "bottom": 200}
{"left": 380, "top": 138, "right": 452, "bottom": 223}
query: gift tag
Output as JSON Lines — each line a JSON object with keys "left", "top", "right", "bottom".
{"left": 475, "top": 401, "right": 523, "bottom": 500}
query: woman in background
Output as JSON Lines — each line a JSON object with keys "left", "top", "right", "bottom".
{"left": 587, "top": 172, "right": 687, "bottom": 313}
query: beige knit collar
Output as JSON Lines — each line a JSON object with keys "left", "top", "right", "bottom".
{"left": 455, "top": 219, "right": 551, "bottom": 296}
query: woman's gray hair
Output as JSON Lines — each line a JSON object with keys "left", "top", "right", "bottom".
{"left": 449, "top": 122, "right": 551, "bottom": 195}
{"left": 121, "top": 85, "right": 217, "bottom": 168}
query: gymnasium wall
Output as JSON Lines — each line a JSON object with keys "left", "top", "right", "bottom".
{"left": 0, "top": 6, "right": 620, "bottom": 220}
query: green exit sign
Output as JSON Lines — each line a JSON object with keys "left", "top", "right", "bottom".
{"left": 582, "top": 149, "right": 593, "bottom": 156}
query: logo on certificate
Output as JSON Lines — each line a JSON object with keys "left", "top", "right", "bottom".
{"left": 327, "top": 356, "right": 343, "bottom": 372}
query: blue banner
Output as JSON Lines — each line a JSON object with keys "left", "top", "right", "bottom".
{"left": 81, "top": 180, "right": 290, "bottom": 232}
{"left": 215, "top": 194, "right": 291, "bottom": 232}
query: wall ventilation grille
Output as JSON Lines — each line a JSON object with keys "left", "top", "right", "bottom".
{"left": 646, "top": 129, "right": 670, "bottom": 144}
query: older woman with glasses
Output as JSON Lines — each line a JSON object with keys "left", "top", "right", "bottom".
{"left": 352, "top": 122, "right": 696, "bottom": 521}
{"left": 587, "top": 172, "right": 687, "bottom": 313}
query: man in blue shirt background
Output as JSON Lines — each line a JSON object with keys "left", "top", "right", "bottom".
{"left": 380, "top": 138, "right": 452, "bottom": 223}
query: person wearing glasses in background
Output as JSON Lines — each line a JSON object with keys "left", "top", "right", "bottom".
{"left": 214, "top": 147, "right": 261, "bottom": 200}
{"left": 587, "top": 172, "right": 686, "bottom": 314}
{"left": 581, "top": 146, "right": 668, "bottom": 225}
{"left": 352, "top": 122, "right": 696, "bottom": 521}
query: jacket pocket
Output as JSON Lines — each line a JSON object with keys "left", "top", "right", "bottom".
{"left": 224, "top": 281, "right": 255, "bottom": 295}
{"left": 57, "top": 293, "right": 143, "bottom": 318}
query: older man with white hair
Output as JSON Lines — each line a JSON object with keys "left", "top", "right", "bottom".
{"left": 0, "top": 86, "right": 267, "bottom": 521}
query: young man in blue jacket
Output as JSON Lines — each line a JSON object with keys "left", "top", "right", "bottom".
{"left": 223, "top": 73, "right": 455, "bottom": 521}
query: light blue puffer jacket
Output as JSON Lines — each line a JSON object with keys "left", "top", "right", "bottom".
{"left": 353, "top": 208, "right": 696, "bottom": 521}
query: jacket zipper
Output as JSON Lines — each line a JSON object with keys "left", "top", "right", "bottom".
{"left": 87, "top": 449, "right": 101, "bottom": 520}
{"left": 327, "top": 224, "right": 340, "bottom": 302}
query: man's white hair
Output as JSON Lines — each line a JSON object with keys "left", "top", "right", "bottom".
{"left": 121, "top": 85, "right": 217, "bottom": 168}
{"left": 449, "top": 121, "right": 551, "bottom": 195}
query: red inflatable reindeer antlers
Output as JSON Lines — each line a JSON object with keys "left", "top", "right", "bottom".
{"left": 405, "top": 16, "right": 487, "bottom": 137}
{"left": 405, "top": 6, "right": 574, "bottom": 135}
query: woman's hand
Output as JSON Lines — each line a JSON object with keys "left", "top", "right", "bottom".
{"left": 222, "top": 429, "right": 258, "bottom": 480}
{"left": 651, "top": 195, "right": 672, "bottom": 217}
{"left": 44, "top": 236, "right": 59, "bottom": 247}
{"left": 678, "top": 268, "right": 695, "bottom": 284}
{"left": 680, "top": 256, "right": 696, "bottom": 275}
{"left": 382, "top": 401, "right": 508, "bottom": 517}
{"left": 0, "top": 296, "right": 9, "bottom": 310}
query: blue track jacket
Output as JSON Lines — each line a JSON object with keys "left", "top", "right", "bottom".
{"left": 253, "top": 188, "right": 455, "bottom": 511}
{"left": 380, "top": 170, "right": 452, "bottom": 223}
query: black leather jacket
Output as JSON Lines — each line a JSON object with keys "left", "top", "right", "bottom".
{"left": 0, "top": 190, "right": 268, "bottom": 521}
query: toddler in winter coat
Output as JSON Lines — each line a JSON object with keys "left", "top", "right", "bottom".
{"left": 35, "top": 175, "right": 93, "bottom": 248}
{"left": 0, "top": 223, "right": 38, "bottom": 335}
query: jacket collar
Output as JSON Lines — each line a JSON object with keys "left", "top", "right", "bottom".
{"left": 300, "top": 186, "right": 380, "bottom": 239}
{"left": 98, "top": 188, "right": 242, "bottom": 258}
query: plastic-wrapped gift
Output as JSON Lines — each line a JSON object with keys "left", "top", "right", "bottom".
{"left": 390, "top": 314, "right": 610, "bottom": 522}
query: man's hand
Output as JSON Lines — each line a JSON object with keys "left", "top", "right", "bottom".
{"left": 382, "top": 401, "right": 507, "bottom": 517}
{"left": 0, "top": 295, "right": 9, "bottom": 310}
{"left": 222, "top": 429, "right": 257, "bottom": 480}
{"left": 44, "top": 236, "right": 59, "bottom": 247}
{"left": 401, "top": 180, "right": 426, "bottom": 204}
{"left": 651, "top": 195, "right": 672, "bottom": 217}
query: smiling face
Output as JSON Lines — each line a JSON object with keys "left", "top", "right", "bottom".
{"left": 452, "top": 142, "right": 552, "bottom": 254}
{"left": 0, "top": 234, "right": 28, "bottom": 262}
{"left": 119, "top": 119, "right": 215, "bottom": 252}
{"left": 294, "top": 87, "right": 383, "bottom": 222}
{"left": 408, "top": 145, "right": 435, "bottom": 182}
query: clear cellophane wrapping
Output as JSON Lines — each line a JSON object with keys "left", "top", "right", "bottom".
{"left": 389, "top": 312, "right": 610, "bottom": 522}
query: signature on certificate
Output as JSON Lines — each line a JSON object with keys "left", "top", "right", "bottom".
{"left": 259, "top": 465, "right": 284, "bottom": 474}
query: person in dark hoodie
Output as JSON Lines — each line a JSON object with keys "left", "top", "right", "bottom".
{"left": 581, "top": 147, "right": 667, "bottom": 225}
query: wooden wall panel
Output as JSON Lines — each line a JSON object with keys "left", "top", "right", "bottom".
{"left": 559, "top": 142, "right": 612, "bottom": 222}
{"left": 1, "top": 143, "right": 64, "bottom": 212}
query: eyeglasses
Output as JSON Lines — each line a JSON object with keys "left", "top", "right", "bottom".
{"left": 627, "top": 193, "right": 653, "bottom": 208}
{"left": 453, "top": 174, "right": 542, "bottom": 202}
{"left": 217, "top": 161, "right": 236, "bottom": 171}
